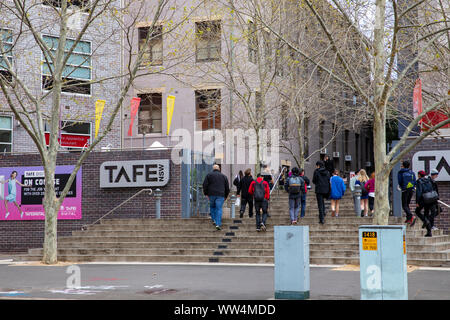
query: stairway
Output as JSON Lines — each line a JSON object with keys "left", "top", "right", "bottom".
{"left": 15, "top": 190, "right": 450, "bottom": 266}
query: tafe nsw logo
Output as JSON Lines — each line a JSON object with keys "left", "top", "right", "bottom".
{"left": 412, "top": 150, "right": 450, "bottom": 181}
{"left": 100, "top": 160, "right": 169, "bottom": 188}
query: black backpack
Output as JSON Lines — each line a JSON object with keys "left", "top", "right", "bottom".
{"left": 420, "top": 177, "right": 438, "bottom": 204}
{"left": 254, "top": 181, "right": 265, "bottom": 201}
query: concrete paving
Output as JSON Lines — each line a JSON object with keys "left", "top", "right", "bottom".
{"left": 0, "top": 258, "right": 449, "bottom": 300}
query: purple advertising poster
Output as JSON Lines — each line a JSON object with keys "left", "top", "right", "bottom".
{"left": 0, "top": 165, "right": 82, "bottom": 220}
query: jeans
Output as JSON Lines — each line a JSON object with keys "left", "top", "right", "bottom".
{"left": 209, "top": 196, "right": 225, "bottom": 227}
{"left": 289, "top": 197, "right": 301, "bottom": 222}
{"left": 254, "top": 200, "right": 268, "bottom": 228}
{"left": 316, "top": 193, "right": 326, "bottom": 223}
{"left": 401, "top": 189, "right": 414, "bottom": 220}
{"left": 300, "top": 193, "right": 306, "bottom": 218}
{"left": 240, "top": 196, "right": 254, "bottom": 217}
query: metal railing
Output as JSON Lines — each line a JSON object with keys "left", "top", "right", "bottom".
{"left": 438, "top": 200, "right": 449, "bottom": 209}
{"left": 270, "top": 167, "right": 287, "bottom": 196}
{"left": 81, "top": 188, "right": 153, "bottom": 230}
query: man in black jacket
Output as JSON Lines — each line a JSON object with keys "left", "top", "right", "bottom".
{"left": 313, "top": 161, "right": 331, "bottom": 224}
{"left": 203, "top": 164, "right": 230, "bottom": 230}
{"left": 415, "top": 170, "right": 436, "bottom": 237}
{"left": 238, "top": 168, "right": 255, "bottom": 218}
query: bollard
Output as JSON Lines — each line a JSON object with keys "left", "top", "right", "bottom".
{"left": 359, "top": 225, "right": 408, "bottom": 300}
{"left": 230, "top": 194, "right": 236, "bottom": 219}
{"left": 274, "top": 226, "right": 310, "bottom": 299}
{"left": 154, "top": 188, "right": 162, "bottom": 219}
{"left": 354, "top": 185, "right": 362, "bottom": 217}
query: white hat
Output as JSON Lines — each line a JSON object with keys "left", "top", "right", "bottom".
{"left": 430, "top": 169, "right": 439, "bottom": 175}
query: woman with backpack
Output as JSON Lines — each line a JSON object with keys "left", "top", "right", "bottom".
{"left": 355, "top": 169, "right": 369, "bottom": 217}
{"left": 330, "top": 169, "right": 346, "bottom": 217}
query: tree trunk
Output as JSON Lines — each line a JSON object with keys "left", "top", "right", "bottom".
{"left": 42, "top": 165, "right": 58, "bottom": 264}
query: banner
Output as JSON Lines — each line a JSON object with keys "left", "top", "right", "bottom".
{"left": 0, "top": 166, "right": 82, "bottom": 220}
{"left": 412, "top": 78, "right": 422, "bottom": 126}
{"left": 95, "top": 99, "right": 106, "bottom": 139}
{"left": 128, "top": 97, "right": 141, "bottom": 136}
{"left": 166, "top": 95, "right": 175, "bottom": 135}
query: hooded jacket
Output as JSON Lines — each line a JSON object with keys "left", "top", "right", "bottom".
{"left": 398, "top": 168, "right": 416, "bottom": 191}
{"left": 313, "top": 167, "right": 331, "bottom": 194}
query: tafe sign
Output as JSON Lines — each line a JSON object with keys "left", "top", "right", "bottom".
{"left": 412, "top": 150, "right": 450, "bottom": 181}
{"left": 100, "top": 160, "right": 170, "bottom": 188}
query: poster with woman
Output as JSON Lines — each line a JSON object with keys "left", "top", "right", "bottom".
{"left": 0, "top": 165, "right": 82, "bottom": 220}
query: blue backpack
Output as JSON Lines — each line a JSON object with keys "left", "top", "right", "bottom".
{"left": 402, "top": 170, "right": 416, "bottom": 189}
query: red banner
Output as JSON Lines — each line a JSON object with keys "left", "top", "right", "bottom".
{"left": 128, "top": 97, "right": 141, "bottom": 136}
{"left": 413, "top": 78, "right": 422, "bottom": 124}
{"left": 45, "top": 132, "right": 90, "bottom": 148}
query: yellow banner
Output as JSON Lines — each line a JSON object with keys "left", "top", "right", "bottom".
{"left": 166, "top": 95, "right": 175, "bottom": 135}
{"left": 95, "top": 99, "right": 106, "bottom": 138}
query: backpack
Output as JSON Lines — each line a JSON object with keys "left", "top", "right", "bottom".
{"left": 288, "top": 176, "right": 304, "bottom": 194}
{"left": 402, "top": 170, "right": 416, "bottom": 189}
{"left": 359, "top": 181, "right": 368, "bottom": 195}
{"left": 254, "top": 180, "right": 266, "bottom": 201}
{"left": 420, "top": 177, "right": 438, "bottom": 204}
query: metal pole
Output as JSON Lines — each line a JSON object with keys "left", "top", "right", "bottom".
{"left": 354, "top": 185, "right": 362, "bottom": 217}
{"left": 155, "top": 188, "right": 162, "bottom": 219}
{"left": 230, "top": 194, "right": 236, "bottom": 219}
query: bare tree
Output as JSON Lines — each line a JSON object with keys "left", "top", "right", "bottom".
{"left": 0, "top": 0, "right": 198, "bottom": 264}
{"left": 252, "top": 0, "right": 449, "bottom": 224}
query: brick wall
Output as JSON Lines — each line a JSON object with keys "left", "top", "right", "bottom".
{"left": 0, "top": 149, "right": 182, "bottom": 253}
{"left": 401, "top": 138, "right": 449, "bottom": 235}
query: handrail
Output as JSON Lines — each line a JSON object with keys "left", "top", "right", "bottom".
{"left": 270, "top": 167, "right": 287, "bottom": 196}
{"left": 81, "top": 188, "right": 153, "bottom": 230}
{"left": 438, "top": 200, "right": 450, "bottom": 209}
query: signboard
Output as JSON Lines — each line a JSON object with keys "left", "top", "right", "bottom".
{"left": 45, "top": 132, "right": 90, "bottom": 148}
{"left": 100, "top": 160, "right": 170, "bottom": 188}
{"left": 412, "top": 150, "right": 450, "bottom": 181}
{"left": 0, "top": 166, "right": 82, "bottom": 220}
{"left": 362, "top": 231, "right": 378, "bottom": 251}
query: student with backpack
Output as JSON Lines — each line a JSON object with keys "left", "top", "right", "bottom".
{"left": 415, "top": 170, "right": 438, "bottom": 237}
{"left": 284, "top": 167, "right": 306, "bottom": 224}
{"left": 299, "top": 168, "right": 310, "bottom": 219}
{"left": 397, "top": 160, "right": 416, "bottom": 225}
{"left": 248, "top": 173, "right": 270, "bottom": 231}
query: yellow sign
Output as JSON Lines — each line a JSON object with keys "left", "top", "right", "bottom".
{"left": 95, "top": 99, "right": 106, "bottom": 138}
{"left": 362, "top": 231, "right": 378, "bottom": 251}
{"left": 166, "top": 95, "right": 175, "bottom": 135}
{"left": 403, "top": 235, "right": 406, "bottom": 254}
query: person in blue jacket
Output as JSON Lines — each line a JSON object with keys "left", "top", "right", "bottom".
{"left": 330, "top": 169, "right": 346, "bottom": 217}
{"left": 397, "top": 160, "right": 416, "bottom": 225}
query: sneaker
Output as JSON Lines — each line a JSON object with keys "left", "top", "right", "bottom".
{"left": 256, "top": 228, "right": 261, "bottom": 232}
{"left": 425, "top": 232, "right": 432, "bottom": 237}
{"left": 409, "top": 217, "right": 416, "bottom": 227}
{"left": 239, "top": 212, "right": 243, "bottom": 218}
{"left": 260, "top": 223, "right": 266, "bottom": 231}
{"left": 319, "top": 220, "right": 324, "bottom": 225}
{"left": 431, "top": 226, "right": 438, "bottom": 231}
{"left": 291, "top": 221, "right": 297, "bottom": 225}
{"left": 215, "top": 225, "right": 221, "bottom": 231}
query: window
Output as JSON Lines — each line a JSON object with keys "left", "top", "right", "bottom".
{"left": 137, "top": 93, "right": 162, "bottom": 134}
{"left": 319, "top": 120, "right": 325, "bottom": 148}
{"left": 42, "top": 35, "right": 91, "bottom": 95}
{"left": 43, "top": 0, "right": 90, "bottom": 12}
{"left": 138, "top": 25, "right": 163, "bottom": 66}
{"left": 0, "top": 28, "right": 13, "bottom": 83}
{"left": 248, "top": 21, "right": 257, "bottom": 64}
{"left": 281, "top": 103, "right": 288, "bottom": 140}
{"left": 263, "top": 30, "right": 272, "bottom": 71}
{"left": 255, "top": 91, "right": 265, "bottom": 128}
{"left": 195, "top": 89, "right": 221, "bottom": 131}
{"left": 195, "top": 20, "right": 221, "bottom": 62}
{"left": 44, "top": 120, "right": 92, "bottom": 150}
{"left": 0, "top": 116, "right": 12, "bottom": 153}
